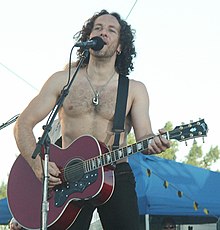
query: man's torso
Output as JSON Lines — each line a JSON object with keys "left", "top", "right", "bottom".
{"left": 58, "top": 68, "right": 133, "bottom": 156}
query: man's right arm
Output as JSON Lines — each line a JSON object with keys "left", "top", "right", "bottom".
{"left": 14, "top": 72, "right": 65, "bottom": 182}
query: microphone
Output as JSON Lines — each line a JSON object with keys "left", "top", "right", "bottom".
{"left": 75, "top": 36, "right": 106, "bottom": 51}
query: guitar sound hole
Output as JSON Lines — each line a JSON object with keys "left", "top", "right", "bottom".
{"left": 64, "top": 159, "right": 84, "bottom": 182}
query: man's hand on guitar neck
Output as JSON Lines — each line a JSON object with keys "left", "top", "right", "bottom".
{"left": 144, "top": 129, "right": 170, "bottom": 155}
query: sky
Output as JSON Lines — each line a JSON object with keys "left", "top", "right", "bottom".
{"left": 0, "top": 0, "right": 220, "bottom": 183}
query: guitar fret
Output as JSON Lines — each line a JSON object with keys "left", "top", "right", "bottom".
{"left": 106, "top": 153, "right": 112, "bottom": 164}
{"left": 91, "top": 160, "right": 94, "bottom": 170}
{"left": 92, "top": 158, "right": 95, "bottom": 169}
{"left": 97, "top": 156, "right": 102, "bottom": 167}
{"left": 143, "top": 139, "right": 149, "bottom": 150}
{"left": 114, "top": 149, "right": 119, "bottom": 161}
{"left": 93, "top": 157, "right": 96, "bottom": 168}
{"left": 118, "top": 149, "right": 123, "bottom": 158}
{"left": 88, "top": 159, "right": 92, "bottom": 170}
{"left": 91, "top": 159, "right": 96, "bottom": 169}
{"left": 103, "top": 154, "right": 108, "bottom": 165}
{"left": 114, "top": 150, "right": 118, "bottom": 161}
{"left": 84, "top": 161, "right": 88, "bottom": 172}
{"left": 137, "top": 142, "right": 143, "bottom": 151}
{"left": 94, "top": 158, "right": 98, "bottom": 169}
{"left": 86, "top": 161, "right": 90, "bottom": 172}
{"left": 111, "top": 151, "right": 116, "bottom": 162}
{"left": 101, "top": 155, "right": 105, "bottom": 166}
{"left": 122, "top": 147, "right": 127, "bottom": 157}
{"left": 94, "top": 157, "right": 98, "bottom": 169}
{"left": 88, "top": 160, "right": 92, "bottom": 171}
{"left": 100, "top": 155, "right": 105, "bottom": 166}
{"left": 113, "top": 150, "right": 117, "bottom": 160}
{"left": 132, "top": 144, "right": 137, "bottom": 154}
{"left": 127, "top": 146, "right": 132, "bottom": 155}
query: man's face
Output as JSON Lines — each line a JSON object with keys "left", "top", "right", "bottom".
{"left": 89, "top": 14, "right": 121, "bottom": 57}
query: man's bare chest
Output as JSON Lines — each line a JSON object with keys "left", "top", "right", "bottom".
{"left": 63, "top": 82, "right": 118, "bottom": 120}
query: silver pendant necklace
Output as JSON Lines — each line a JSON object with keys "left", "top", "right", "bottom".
{"left": 92, "top": 91, "right": 99, "bottom": 106}
{"left": 85, "top": 69, "right": 116, "bottom": 106}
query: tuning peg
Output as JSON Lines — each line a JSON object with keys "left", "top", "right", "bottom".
{"left": 188, "top": 120, "right": 193, "bottom": 127}
{"left": 203, "top": 137, "right": 205, "bottom": 143}
{"left": 180, "top": 122, "right": 185, "bottom": 130}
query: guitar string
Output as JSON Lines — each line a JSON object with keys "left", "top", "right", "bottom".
{"left": 58, "top": 150, "right": 121, "bottom": 179}
{"left": 57, "top": 137, "right": 151, "bottom": 180}
{"left": 58, "top": 155, "right": 107, "bottom": 176}
{"left": 59, "top": 140, "right": 147, "bottom": 180}
{"left": 57, "top": 145, "right": 133, "bottom": 180}
{"left": 58, "top": 133, "right": 172, "bottom": 180}
{"left": 58, "top": 157, "right": 100, "bottom": 177}
{"left": 59, "top": 161, "right": 98, "bottom": 181}
{"left": 57, "top": 140, "right": 145, "bottom": 178}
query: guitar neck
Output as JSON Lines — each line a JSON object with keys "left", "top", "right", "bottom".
{"left": 84, "top": 132, "right": 169, "bottom": 172}
{"left": 83, "top": 118, "right": 208, "bottom": 172}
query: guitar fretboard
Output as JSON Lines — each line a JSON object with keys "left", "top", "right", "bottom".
{"left": 84, "top": 136, "right": 163, "bottom": 173}
{"left": 83, "top": 118, "right": 207, "bottom": 173}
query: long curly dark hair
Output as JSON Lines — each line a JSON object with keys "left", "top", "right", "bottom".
{"left": 75, "top": 9, "right": 136, "bottom": 76}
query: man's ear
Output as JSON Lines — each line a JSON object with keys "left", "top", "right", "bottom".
{"left": 116, "top": 44, "right": 121, "bottom": 55}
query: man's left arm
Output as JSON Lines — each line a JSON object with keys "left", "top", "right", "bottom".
{"left": 130, "top": 80, "right": 170, "bottom": 155}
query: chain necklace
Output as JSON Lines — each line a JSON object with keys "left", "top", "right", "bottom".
{"left": 85, "top": 69, "right": 116, "bottom": 106}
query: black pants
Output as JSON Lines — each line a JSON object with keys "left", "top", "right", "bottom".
{"left": 68, "top": 162, "right": 140, "bottom": 230}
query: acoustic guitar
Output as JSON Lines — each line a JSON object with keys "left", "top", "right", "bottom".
{"left": 7, "top": 119, "right": 208, "bottom": 229}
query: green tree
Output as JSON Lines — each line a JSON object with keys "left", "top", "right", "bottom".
{"left": 127, "top": 132, "right": 136, "bottom": 145}
{"left": 0, "top": 181, "right": 7, "bottom": 199}
{"left": 183, "top": 142, "right": 220, "bottom": 169}
{"left": 183, "top": 141, "right": 203, "bottom": 167}
{"left": 202, "top": 146, "right": 220, "bottom": 169}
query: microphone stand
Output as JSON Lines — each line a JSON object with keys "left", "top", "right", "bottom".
{"left": 0, "top": 114, "right": 19, "bottom": 131}
{"left": 31, "top": 48, "right": 89, "bottom": 230}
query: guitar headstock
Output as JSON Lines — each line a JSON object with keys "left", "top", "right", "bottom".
{"left": 169, "top": 119, "right": 208, "bottom": 142}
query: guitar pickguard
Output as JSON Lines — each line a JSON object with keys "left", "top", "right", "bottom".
{"left": 54, "top": 169, "right": 98, "bottom": 207}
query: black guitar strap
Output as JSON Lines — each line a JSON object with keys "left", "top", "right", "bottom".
{"left": 112, "top": 74, "right": 129, "bottom": 150}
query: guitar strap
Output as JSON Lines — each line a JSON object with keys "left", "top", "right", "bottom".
{"left": 112, "top": 74, "right": 129, "bottom": 150}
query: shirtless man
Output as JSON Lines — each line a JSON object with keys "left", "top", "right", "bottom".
{"left": 14, "top": 9, "right": 170, "bottom": 230}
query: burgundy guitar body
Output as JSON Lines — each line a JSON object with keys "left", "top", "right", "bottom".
{"left": 7, "top": 135, "right": 114, "bottom": 230}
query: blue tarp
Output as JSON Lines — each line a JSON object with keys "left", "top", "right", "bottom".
{"left": 129, "top": 153, "right": 220, "bottom": 219}
{"left": 0, "top": 198, "right": 12, "bottom": 225}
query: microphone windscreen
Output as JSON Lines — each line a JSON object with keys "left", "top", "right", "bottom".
{"left": 91, "top": 36, "right": 105, "bottom": 51}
